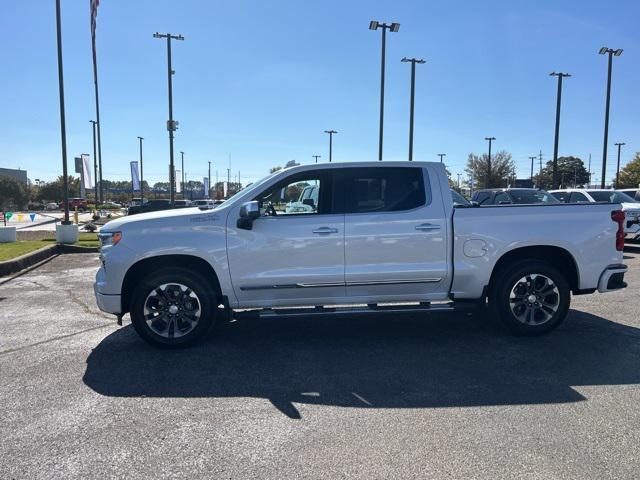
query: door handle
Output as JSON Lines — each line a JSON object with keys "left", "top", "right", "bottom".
{"left": 312, "top": 227, "right": 339, "bottom": 234}
{"left": 415, "top": 223, "right": 440, "bottom": 231}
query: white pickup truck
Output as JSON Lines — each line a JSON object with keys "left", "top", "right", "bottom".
{"left": 94, "top": 162, "right": 628, "bottom": 347}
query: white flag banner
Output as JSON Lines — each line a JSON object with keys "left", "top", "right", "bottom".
{"left": 82, "top": 154, "right": 93, "bottom": 188}
{"left": 130, "top": 161, "right": 140, "bottom": 191}
{"left": 175, "top": 169, "right": 182, "bottom": 193}
{"left": 203, "top": 177, "right": 209, "bottom": 196}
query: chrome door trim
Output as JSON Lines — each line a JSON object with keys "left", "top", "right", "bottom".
{"left": 239, "top": 278, "right": 441, "bottom": 291}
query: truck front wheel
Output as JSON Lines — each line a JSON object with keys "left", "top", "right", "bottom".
{"left": 489, "top": 260, "right": 570, "bottom": 335}
{"left": 129, "top": 268, "right": 217, "bottom": 347}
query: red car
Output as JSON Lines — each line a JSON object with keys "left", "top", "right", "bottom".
{"left": 59, "top": 198, "right": 88, "bottom": 211}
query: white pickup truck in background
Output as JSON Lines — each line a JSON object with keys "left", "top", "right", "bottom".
{"left": 94, "top": 162, "right": 628, "bottom": 347}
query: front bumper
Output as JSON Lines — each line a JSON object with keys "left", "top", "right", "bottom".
{"left": 94, "top": 282, "right": 122, "bottom": 314}
{"left": 597, "top": 264, "right": 628, "bottom": 293}
{"left": 94, "top": 265, "right": 122, "bottom": 314}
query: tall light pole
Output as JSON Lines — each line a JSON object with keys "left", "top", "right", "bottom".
{"left": 437, "top": 153, "right": 446, "bottom": 163}
{"left": 324, "top": 130, "right": 337, "bottom": 162}
{"left": 90, "top": 120, "right": 98, "bottom": 204}
{"left": 180, "top": 151, "right": 185, "bottom": 199}
{"left": 313, "top": 155, "right": 321, "bottom": 164}
{"left": 549, "top": 72, "right": 571, "bottom": 189}
{"left": 456, "top": 173, "right": 461, "bottom": 189}
{"left": 401, "top": 57, "right": 425, "bottom": 161}
{"left": 529, "top": 156, "right": 537, "bottom": 180}
{"left": 369, "top": 20, "right": 400, "bottom": 161}
{"left": 599, "top": 47, "right": 623, "bottom": 188}
{"left": 484, "top": 137, "right": 495, "bottom": 188}
{"left": 138, "top": 136, "right": 144, "bottom": 203}
{"left": 614, "top": 142, "right": 625, "bottom": 188}
{"left": 153, "top": 32, "right": 184, "bottom": 206}
{"left": 55, "top": 0, "right": 70, "bottom": 224}
{"left": 208, "top": 161, "right": 211, "bottom": 198}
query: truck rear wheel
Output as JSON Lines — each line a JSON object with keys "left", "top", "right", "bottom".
{"left": 130, "top": 268, "right": 217, "bottom": 348}
{"left": 489, "top": 260, "right": 570, "bottom": 335}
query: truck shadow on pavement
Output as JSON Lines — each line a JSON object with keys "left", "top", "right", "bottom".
{"left": 83, "top": 310, "right": 640, "bottom": 419}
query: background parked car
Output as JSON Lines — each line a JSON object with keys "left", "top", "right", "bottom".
{"left": 550, "top": 188, "right": 640, "bottom": 239}
{"left": 127, "top": 199, "right": 172, "bottom": 216}
{"left": 618, "top": 189, "right": 640, "bottom": 202}
{"left": 451, "top": 189, "right": 470, "bottom": 206}
{"left": 59, "top": 198, "right": 88, "bottom": 211}
{"left": 45, "top": 202, "right": 59, "bottom": 211}
{"left": 174, "top": 199, "right": 192, "bottom": 208}
{"left": 471, "top": 188, "right": 559, "bottom": 205}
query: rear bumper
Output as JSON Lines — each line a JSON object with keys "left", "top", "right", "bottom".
{"left": 597, "top": 264, "right": 628, "bottom": 293}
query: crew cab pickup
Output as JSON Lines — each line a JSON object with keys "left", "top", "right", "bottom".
{"left": 94, "top": 162, "right": 628, "bottom": 347}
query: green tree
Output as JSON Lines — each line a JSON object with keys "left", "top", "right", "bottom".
{"left": 0, "top": 176, "right": 29, "bottom": 210}
{"left": 36, "top": 176, "right": 80, "bottom": 202}
{"left": 617, "top": 152, "right": 640, "bottom": 189}
{"left": 464, "top": 151, "right": 516, "bottom": 188}
{"left": 533, "top": 156, "right": 590, "bottom": 189}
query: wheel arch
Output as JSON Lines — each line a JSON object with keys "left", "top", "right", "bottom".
{"left": 488, "top": 245, "right": 580, "bottom": 293}
{"left": 121, "top": 254, "right": 222, "bottom": 314}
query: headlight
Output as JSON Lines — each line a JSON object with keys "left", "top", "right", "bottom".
{"left": 98, "top": 231, "right": 122, "bottom": 247}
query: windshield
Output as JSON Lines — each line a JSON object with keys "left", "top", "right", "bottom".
{"left": 223, "top": 170, "right": 280, "bottom": 204}
{"left": 508, "top": 189, "right": 560, "bottom": 204}
{"left": 451, "top": 189, "right": 469, "bottom": 206}
{"left": 587, "top": 191, "right": 636, "bottom": 203}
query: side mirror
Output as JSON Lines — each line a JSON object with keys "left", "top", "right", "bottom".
{"left": 237, "top": 201, "right": 260, "bottom": 230}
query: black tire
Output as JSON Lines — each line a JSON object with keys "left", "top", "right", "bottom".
{"left": 489, "top": 259, "right": 570, "bottom": 336}
{"left": 130, "top": 268, "right": 218, "bottom": 348}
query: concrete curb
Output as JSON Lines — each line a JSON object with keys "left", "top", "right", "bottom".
{"left": 0, "top": 244, "right": 99, "bottom": 277}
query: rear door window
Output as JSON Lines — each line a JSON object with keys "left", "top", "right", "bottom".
{"left": 340, "top": 167, "right": 427, "bottom": 214}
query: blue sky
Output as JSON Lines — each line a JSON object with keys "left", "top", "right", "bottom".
{"left": 1, "top": 0, "right": 638, "bottom": 185}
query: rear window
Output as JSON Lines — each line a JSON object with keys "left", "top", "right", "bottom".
{"left": 508, "top": 189, "right": 559, "bottom": 204}
{"left": 587, "top": 191, "right": 636, "bottom": 203}
{"left": 342, "top": 167, "right": 426, "bottom": 214}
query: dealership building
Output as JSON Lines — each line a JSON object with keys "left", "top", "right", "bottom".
{"left": 0, "top": 167, "right": 28, "bottom": 184}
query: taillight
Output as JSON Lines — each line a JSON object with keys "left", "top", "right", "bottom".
{"left": 611, "top": 210, "right": 625, "bottom": 251}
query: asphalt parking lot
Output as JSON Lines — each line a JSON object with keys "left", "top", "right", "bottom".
{"left": 1, "top": 248, "right": 640, "bottom": 479}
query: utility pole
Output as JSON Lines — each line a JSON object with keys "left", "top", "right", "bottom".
{"left": 437, "top": 153, "right": 446, "bottom": 163}
{"left": 485, "top": 137, "right": 495, "bottom": 188}
{"left": 369, "top": 20, "right": 400, "bottom": 161}
{"left": 588, "top": 153, "right": 592, "bottom": 187}
{"left": 137, "top": 136, "right": 144, "bottom": 203}
{"left": 549, "top": 72, "right": 570, "bottom": 189}
{"left": 598, "top": 47, "right": 623, "bottom": 188}
{"left": 180, "top": 151, "right": 185, "bottom": 199}
{"left": 208, "top": 161, "right": 211, "bottom": 198}
{"left": 55, "top": 0, "right": 70, "bottom": 224}
{"left": 401, "top": 57, "right": 425, "bottom": 161}
{"left": 539, "top": 150, "right": 543, "bottom": 176}
{"left": 614, "top": 142, "right": 625, "bottom": 188}
{"left": 90, "top": 120, "right": 98, "bottom": 204}
{"left": 456, "top": 173, "right": 461, "bottom": 189}
{"left": 153, "top": 32, "right": 184, "bottom": 206}
{"left": 313, "top": 155, "right": 321, "bottom": 164}
{"left": 324, "top": 130, "right": 337, "bottom": 162}
{"left": 529, "top": 156, "right": 536, "bottom": 180}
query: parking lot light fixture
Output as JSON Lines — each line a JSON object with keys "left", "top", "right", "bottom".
{"left": 437, "top": 153, "right": 446, "bottom": 163}
{"left": 614, "top": 142, "right": 625, "bottom": 188}
{"left": 529, "top": 156, "right": 537, "bottom": 180}
{"left": 153, "top": 32, "right": 185, "bottom": 206}
{"left": 369, "top": 20, "right": 400, "bottom": 160}
{"left": 313, "top": 155, "right": 321, "bottom": 164}
{"left": 401, "top": 57, "right": 426, "bottom": 161}
{"left": 598, "top": 47, "right": 623, "bottom": 188}
{"left": 549, "top": 72, "right": 571, "bottom": 189}
{"left": 484, "top": 137, "right": 496, "bottom": 188}
{"left": 324, "top": 130, "right": 337, "bottom": 162}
